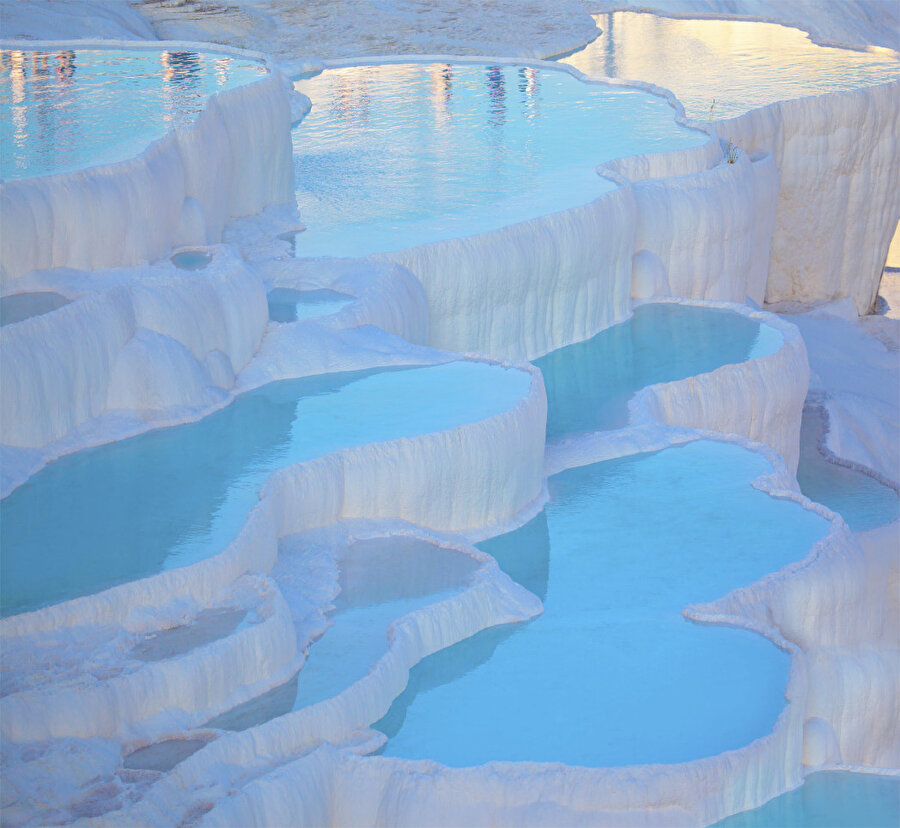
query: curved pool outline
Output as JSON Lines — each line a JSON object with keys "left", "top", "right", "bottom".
{"left": 141, "top": 426, "right": 857, "bottom": 828}
{"left": 288, "top": 51, "right": 719, "bottom": 258}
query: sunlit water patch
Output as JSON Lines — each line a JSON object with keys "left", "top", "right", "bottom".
{"left": 796, "top": 407, "right": 898, "bottom": 531}
{"left": 374, "top": 441, "right": 829, "bottom": 767}
{"left": 561, "top": 13, "right": 900, "bottom": 120}
{"left": 0, "top": 48, "right": 266, "bottom": 179}
{"left": 0, "top": 362, "right": 529, "bottom": 617}
{"left": 292, "top": 62, "right": 707, "bottom": 257}
{"left": 267, "top": 287, "right": 354, "bottom": 322}
{"left": 536, "top": 303, "right": 781, "bottom": 439}
{"left": 714, "top": 771, "right": 900, "bottom": 827}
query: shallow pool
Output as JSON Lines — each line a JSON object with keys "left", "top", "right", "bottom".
{"left": 0, "top": 48, "right": 266, "bottom": 179}
{"left": 267, "top": 287, "right": 354, "bottom": 323}
{"left": 796, "top": 407, "right": 898, "bottom": 531}
{"left": 292, "top": 62, "right": 707, "bottom": 257}
{"left": 714, "top": 771, "right": 900, "bottom": 827}
{"left": 536, "top": 303, "right": 781, "bottom": 439}
{"left": 209, "top": 537, "right": 477, "bottom": 730}
{"left": 374, "top": 441, "right": 828, "bottom": 767}
{"left": 0, "top": 362, "right": 529, "bottom": 617}
{"left": 561, "top": 13, "right": 900, "bottom": 120}
{"left": 0, "top": 291, "right": 71, "bottom": 326}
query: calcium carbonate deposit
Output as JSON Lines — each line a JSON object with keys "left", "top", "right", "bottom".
{"left": 0, "top": 1, "right": 897, "bottom": 827}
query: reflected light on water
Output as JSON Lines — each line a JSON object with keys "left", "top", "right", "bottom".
{"left": 0, "top": 48, "right": 265, "bottom": 179}
{"left": 561, "top": 12, "right": 900, "bottom": 119}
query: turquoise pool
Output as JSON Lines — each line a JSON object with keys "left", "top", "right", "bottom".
{"left": 0, "top": 48, "right": 265, "bottom": 179}
{"left": 0, "top": 362, "right": 529, "bottom": 617}
{"left": 536, "top": 303, "right": 781, "bottom": 439}
{"left": 291, "top": 62, "right": 707, "bottom": 257}
{"left": 374, "top": 441, "right": 829, "bottom": 767}
{"left": 796, "top": 407, "right": 899, "bottom": 531}
{"left": 715, "top": 771, "right": 900, "bottom": 827}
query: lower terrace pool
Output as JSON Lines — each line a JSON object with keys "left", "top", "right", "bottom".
{"left": 374, "top": 440, "right": 829, "bottom": 767}
{"left": 0, "top": 48, "right": 266, "bottom": 180}
{"left": 561, "top": 13, "right": 900, "bottom": 120}
{"left": 796, "top": 407, "right": 899, "bottom": 531}
{"left": 536, "top": 303, "right": 781, "bottom": 440}
{"left": 715, "top": 771, "right": 900, "bottom": 827}
{"left": 0, "top": 361, "right": 530, "bottom": 617}
{"left": 291, "top": 62, "right": 707, "bottom": 257}
{"left": 267, "top": 287, "right": 354, "bottom": 322}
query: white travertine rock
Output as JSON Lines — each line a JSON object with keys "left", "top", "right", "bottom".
{"left": 631, "top": 151, "right": 778, "bottom": 305}
{"left": 0, "top": 251, "right": 267, "bottom": 452}
{"left": 716, "top": 80, "right": 900, "bottom": 314}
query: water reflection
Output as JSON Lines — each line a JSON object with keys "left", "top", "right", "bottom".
{"left": 0, "top": 48, "right": 265, "bottom": 179}
{"left": 561, "top": 12, "right": 900, "bottom": 120}
{"left": 292, "top": 62, "right": 705, "bottom": 257}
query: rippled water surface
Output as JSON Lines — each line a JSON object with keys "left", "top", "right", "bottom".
{"left": 0, "top": 48, "right": 266, "bottom": 179}
{"left": 562, "top": 13, "right": 900, "bottom": 120}
{"left": 375, "top": 441, "right": 828, "bottom": 767}
{"left": 292, "top": 62, "right": 707, "bottom": 256}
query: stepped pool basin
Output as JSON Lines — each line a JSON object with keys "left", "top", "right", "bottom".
{"left": 373, "top": 441, "right": 829, "bottom": 767}
{"left": 0, "top": 291, "right": 71, "bottom": 326}
{"left": 715, "top": 771, "right": 900, "bottom": 827}
{"left": 0, "top": 361, "right": 530, "bottom": 617}
{"left": 208, "top": 536, "right": 478, "bottom": 730}
{"left": 291, "top": 62, "right": 707, "bottom": 257}
{"left": 0, "top": 47, "right": 266, "bottom": 180}
{"left": 171, "top": 250, "right": 213, "bottom": 271}
{"left": 561, "top": 13, "right": 900, "bottom": 120}
{"left": 796, "top": 407, "right": 899, "bottom": 531}
{"left": 267, "top": 287, "right": 354, "bottom": 322}
{"left": 536, "top": 303, "right": 782, "bottom": 440}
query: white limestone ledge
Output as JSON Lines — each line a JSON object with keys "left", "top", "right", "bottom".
{"left": 0, "top": 362, "right": 545, "bottom": 746}
{"left": 716, "top": 79, "right": 900, "bottom": 315}
{"left": 0, "top": 39, "right": 295, "bottom": 287}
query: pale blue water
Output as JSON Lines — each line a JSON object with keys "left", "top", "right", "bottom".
{"left": 796, "top": 408, "right": 899, "bottom": 532}
{"left": 562, "top": 13, "right": 900, "bottom": 120}
{"left": 171, "top": 250, "right": 213, "bottom": 271}
{"left": 0, "top": 48, "right": 265, "bottom": 179}
{"left": 714, "top": 771, "right": 900, "bottom": 827}
{"left": 0, "top": 362, "right": 529, "bottom": 617}
{"left": 375, "top": 441, "right": 829, "bottom": 767}
{"left": 267, "top": 287, "right": 354, "bottom": 323}
{"left": 209, "top": 537, "right": 478, "bottom": 730}
{"left": 292, "top": 63, "right": 707, "bottom": 257}
{"left": 536, "top": 303, "right": 782, "bottom": 439}
{"left": 0, "top": 291, "right": 70, "bottom": 326}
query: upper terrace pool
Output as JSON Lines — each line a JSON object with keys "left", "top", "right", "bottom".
{"left": 0, "top": 361, "right": 529, "bottom": 617}
{"left": 561, "top": 13, "right": 900, "bottom": 120}
{"left": 375, "top": 441, "right": 829, "bottom": 767}
{"left": 0, "top": 48, "right": 266, "bottom": 179}
{"left": 291, "top": 62, "right": 707, "bottom": 257}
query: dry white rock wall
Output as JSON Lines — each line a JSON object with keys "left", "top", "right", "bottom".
{"left": 0, "top": 250, "right": 267, "bottom": 453}
{"left": 0, "top": 40, "right": 294, "bottom": 287}
{"left": 716, "top": 80, "right": 900, "bottom": 314}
